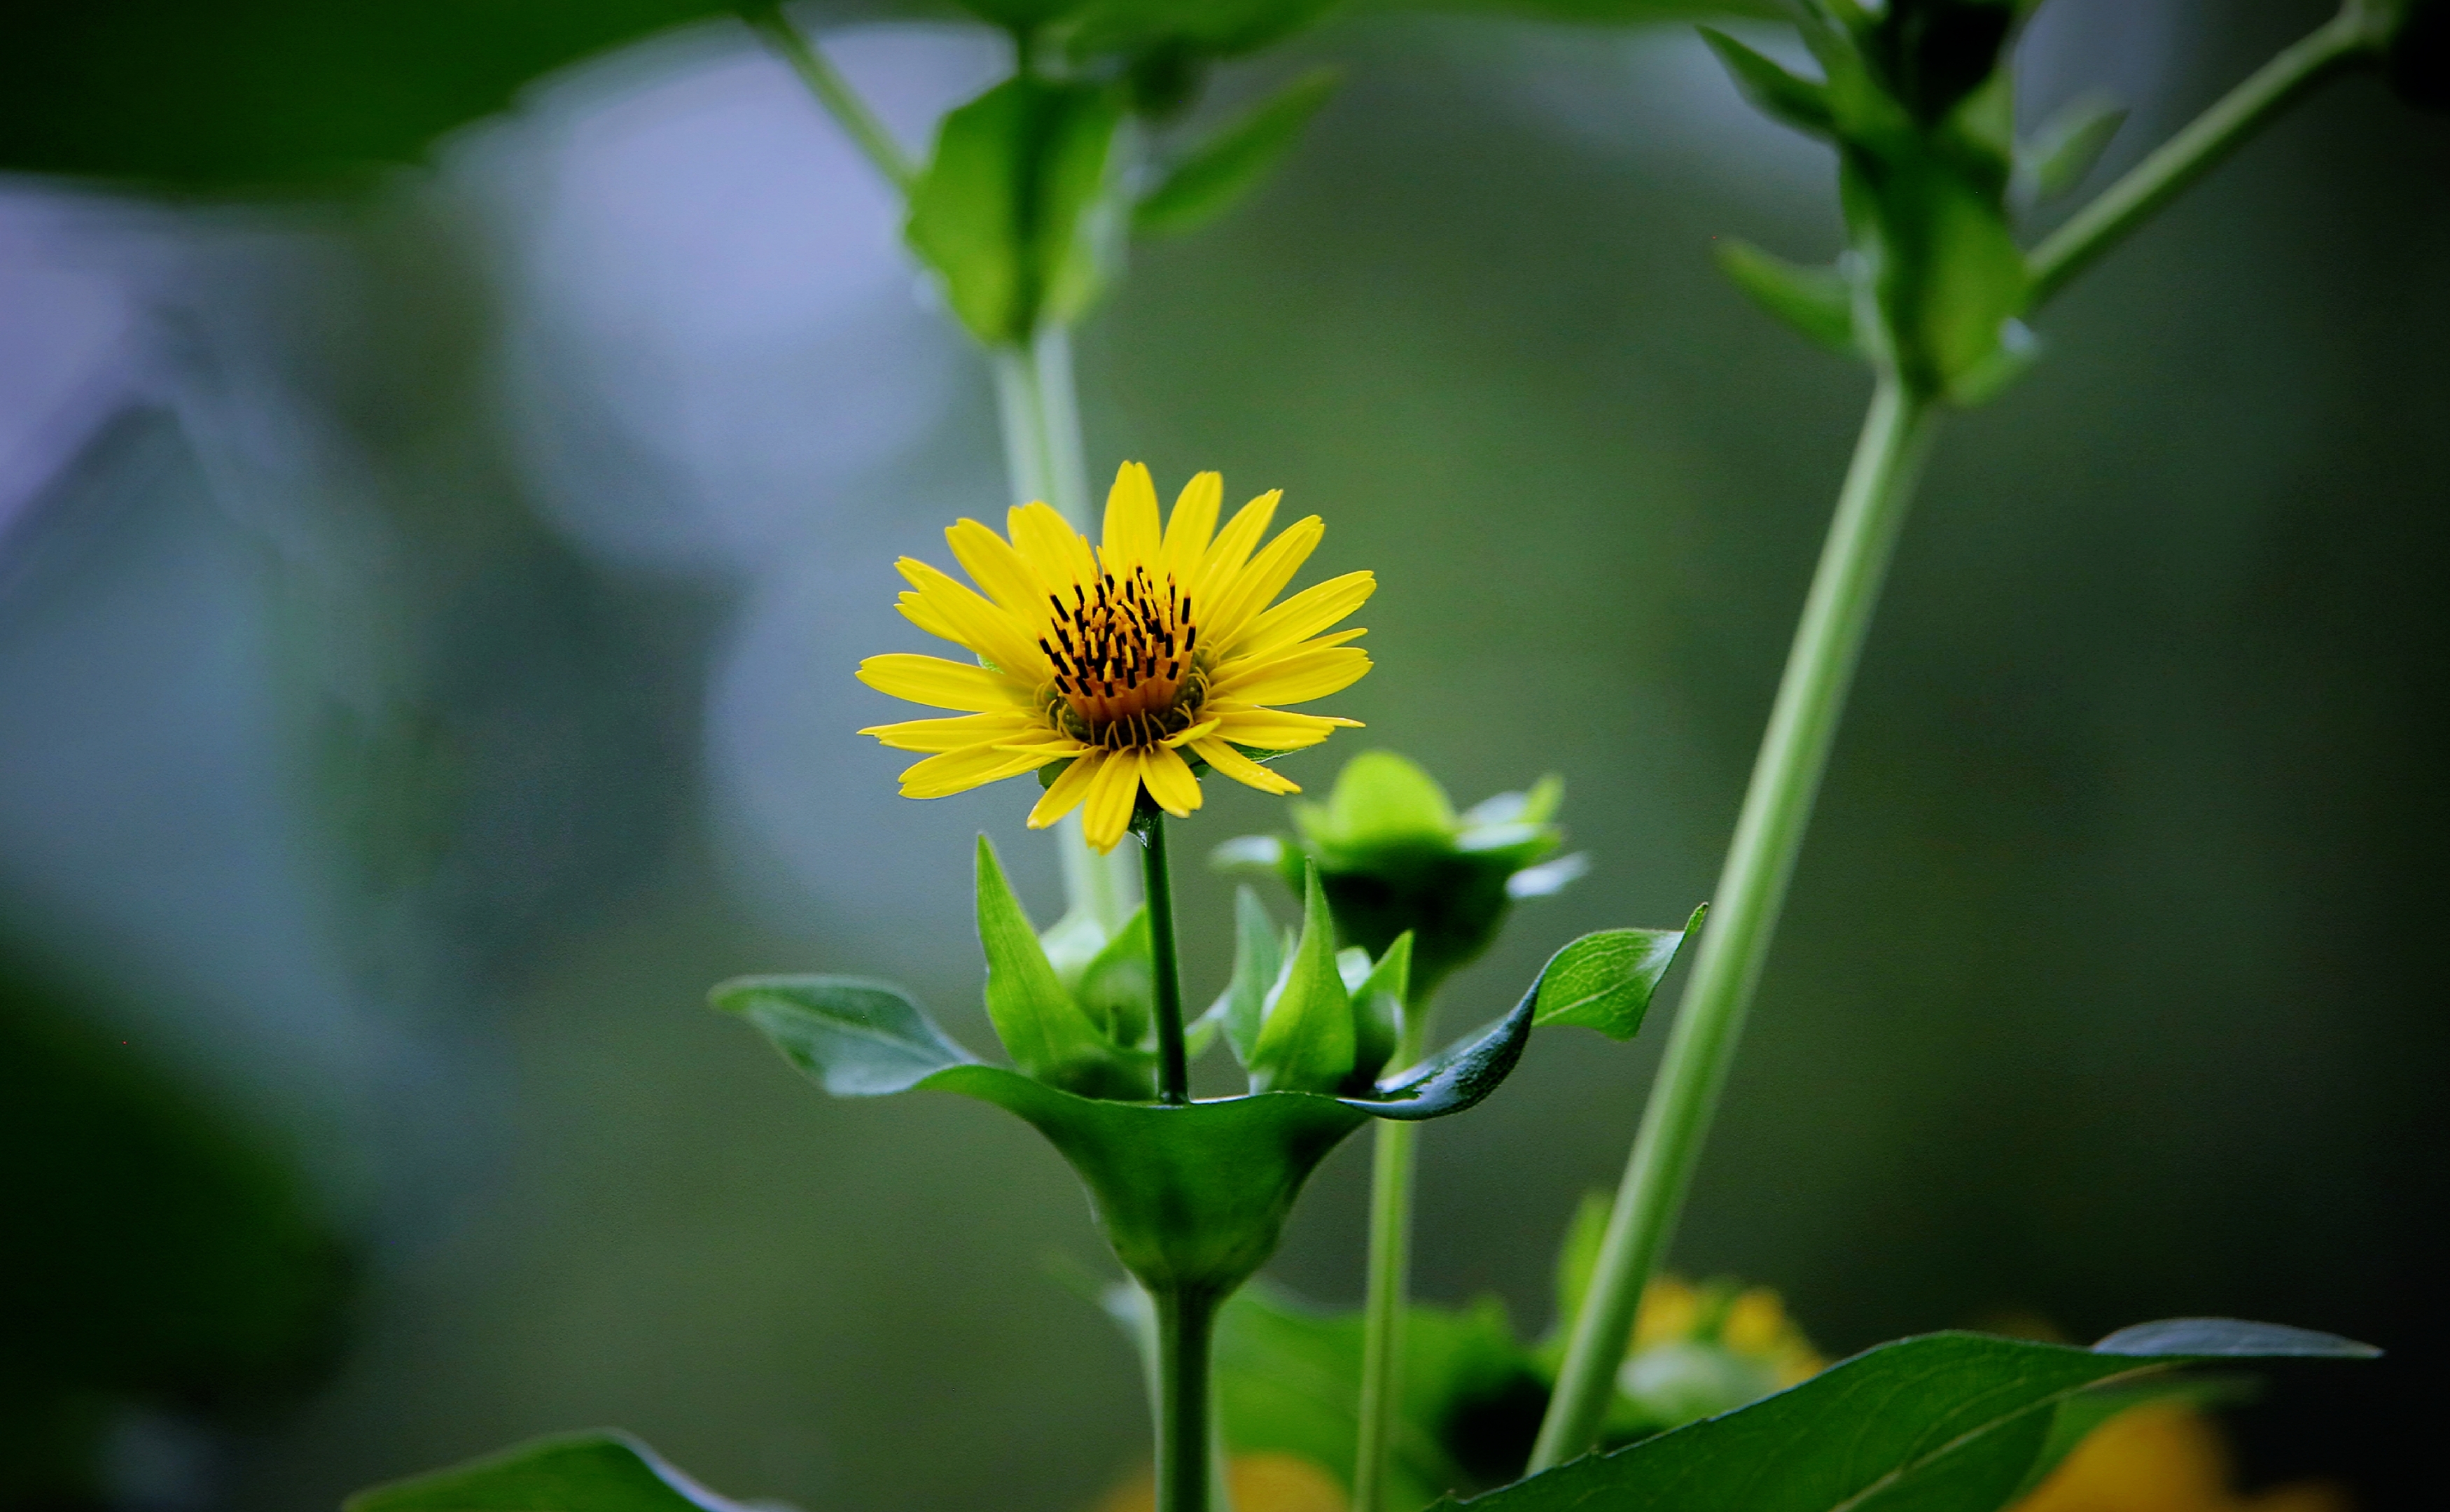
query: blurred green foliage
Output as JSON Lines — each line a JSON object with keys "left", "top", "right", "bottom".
{"left": 0, "top": 957, "right": 348, "bottom": 1508}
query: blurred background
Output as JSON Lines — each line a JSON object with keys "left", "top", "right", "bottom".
{"left": 1, "top": 0, "right": 2442, "bottom": 1507}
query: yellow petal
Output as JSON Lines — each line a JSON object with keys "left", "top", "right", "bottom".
{"left": 1009, "top": 500, "right": 1098, "bottom": 591}
{"left": 1207, "top": 645, "right": 1372, "bottom": 706}
{"left": 1215, "top": 570, "right": 1374, "bottom": 662}
{"left": 859, "top": 654, "right": 1030, "bottom": 713}
{"left": 947, "top": 517, "right": 1047, "bottom": 617}
{"left": 896, "top": 589, "right": 962, "bottom": 646}
{"left": 1195, "top": 491, "right": 1280, "bottom": 605}
{"left": 896, "top": 557, "right": 1049, "bottom": 679}
{"left": 860, "top": 712, "right": 1044, "bottom": 752}
{"left": 1102, "top": 461, "right": 1162, "bottom": 570}
{"left": 1160, "top": 471, "right": 1223, "bottom": 580}
{"left": 1139, "top": 743, "right": 1204, "bottom": 818}
{"left": 1029, "top": 751, "right": 1104, "bottom": 830}
{"left": 1162, "top": 718, "right": 1220, "bottom": 748}
{"left": 898, "top": 743, "right": 1059, "bottom": 799}
{"left": 1202, "top": 515, "right": 1323, "bottom": 649}
{"left": 1192, "top": 737, "right": 1299, "bottom": 795}
{"left": 1206, "top": 707, "right": 1360, "bottom": 752}
{"left": 1080, "top": 746, "right": 1145, "bottom": 853}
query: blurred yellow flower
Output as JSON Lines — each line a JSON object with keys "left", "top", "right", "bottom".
{"left": 1633, "top": 1274, "right": 1824, "bottom": 1387}
{"left": 858, "top": 463, "right": 1371, "bottom": 851}
{"left": 2011, "top": 1401, "right": 2349, "bottom": 1512}
{"left": 1097, "top": 1452, "right": 1347, "bottom": 1512}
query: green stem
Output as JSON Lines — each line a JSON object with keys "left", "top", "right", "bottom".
{"left": 995, "top": 332, "right": 1138, "bottom": 934}
{"left": 741, "top": 4, "right": 917, "bottom": 192}
{"left": 1352, "top": 993, "right": 1436, "bottom": 1512}
{"left": 1154, "top": 1286, "right": 1219, "bottom": 1512}
{"left": 2026, "top": 7, "right": 2373, "bottom": 307}
{"left": 1141, "top": 811, "right": 1192, "bottom": 1106}
{"left": 1528, "top": 377, "right": 1938, "bottom": 1471}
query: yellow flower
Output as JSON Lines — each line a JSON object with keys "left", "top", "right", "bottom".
{"left": 2010, "top": 1400, "right": 2348, "bottom": 1512}
{"left": 858, "top": 463, "right": 1373, "bottom": 852}
{"left": 1096, "top": 1452, "right": 1347, "bottom": 1512}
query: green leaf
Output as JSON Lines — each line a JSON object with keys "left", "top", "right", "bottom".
{"left": 1409, "top": 0, "right": 1785, "bottom": 20}
{"left": 708, "top": 974, "right": 975, "bottom": 1096}
{"left": 2020, "top": 94, "right": 2126, "bottom": 202}
{"left": 1248, "top": 866, "right": 1358, "bottom": 1093}
{"left": 0, "top": 3, "right": 737, "bottom": 191}
{"left": 1349, "top": 932, "right": 1413, "bottom": 1085}
{"left": 1530, "top": 906, "right": 1701, "bottom": 1040}
{"left": 1217, "top": 886, "right": 1286, "bottom": 1065}
{"left": 1700, "top": 29, "right": 1836, "bottom": 139}
{"left": 1717, "top": 239, "right": 1860, "bottom": 356}
{"left": 906, "top": 76, "right": 1127, "bottom": 344}
{"left": 1067, "top": 0, "right": 1345, "bottom": 59}
{"left": 1136, "top": 66, "right": 1340, "bottom": 237}
{"left": 976, "top": 835, "right": 1148, "bottom": 1097}
{"left": 1076, "top": 905, "right": 1155, "bottom": 1047}
{"left": 1438, "top": 1324, "right": 2376, "bottom": 1512}
{"left": 343, "top": 1431, "right": 751, "bottom": 1512}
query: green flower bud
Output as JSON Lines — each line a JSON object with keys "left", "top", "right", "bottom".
{"left": 2358, "top": 0, "right": 2450, "bottom": 111}
{"left": 1214, "top": 751, "right": 1585, "bottom": 1004}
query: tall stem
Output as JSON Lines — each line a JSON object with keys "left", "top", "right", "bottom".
{"left": 995, "top": 333, "right": 1139, "bottom": 933}
{"left": 1529, "top": 378, "right": 1938, "bottom": 1471}
{"left": 1140, "top": 811, "right": 1192, "bottom": 1106}
{"left": 1351, "top": 993, "right": 1436, "bottom": 1512}
{"left": 1154, "top": 1286, "right": 1219, "bottom": 1512}
{"left": 2026, "top": 8, "right": 2370, "bottom": 307}
{"left": 742, "top": 4, "right": 916, "bottom": 192}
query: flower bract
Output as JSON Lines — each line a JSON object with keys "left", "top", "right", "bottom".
{"left": 858, "top": 463, "right": 1373, "bottom": 851}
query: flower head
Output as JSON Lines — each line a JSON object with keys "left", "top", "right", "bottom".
{"left": 859, "top": 463, "right": 1372, "bottom": 850}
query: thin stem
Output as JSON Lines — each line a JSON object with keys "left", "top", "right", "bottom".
{"left": 993, "top": 332, "right": 1138, "bottom": 932}
{"left": 1141, "top": 811, "right": 1192, "bottom": 1106}
{"left": 1352, "top": 994, "right": 1436, "bottom": 1512}
{"left": 1154, "top": 1287, "right": 1219, "bottom": 1512}
{"left": 1529, "top": 378, "right": 1938, "bottom": 1471}
{"left": 742, "top": 4, "right": 917, "bottom": 193}
{"left": 2027, "top": 8, "right": 2372, "bottom": 307}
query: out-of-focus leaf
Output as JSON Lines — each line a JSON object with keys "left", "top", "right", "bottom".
{"left": 1701, "top": 29, "right": 1836, "bottom": 137}
{"left": 0, "top": 1, "right": 745, "bottom": 191}
{"left": 1217, "top": 885, "right": 1286, "bottom": 1065}
{"left": 1136, "top": 66, "right": 1340, "bottom": 236}
{"left": 1530, "top": 909, "right": 1699, "bottom": 1040}
{"left": 906, "top": 75, "right": 1127, "bottom": 344}
{"left": 2020, "top": 93, "right": 2127, "bottom": 201}
{"left": 1716, "top": 239, "right": 1858, "bottom": 355}
{"left": 344, "top": 1431, "right": 751, "bottom": 1511}
{"left": 709, "top": 974, "right": 975, "bottom": 1095}
{"left": 1394, "top": 0, "right": 1783, "bottom": 20}
{"left": 1348, "top": 931, "right": 1413, "bottom": 1084}
{"left": 1069, "top": 0, "right": 1346, "bottom": 59}
{"left": 1438, "top": 1324, "right": 2376, "bottom": 1511}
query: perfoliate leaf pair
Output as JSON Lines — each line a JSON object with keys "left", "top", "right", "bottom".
{"left": 1216, "top": 750, "right": 1596, "bottom": 1003}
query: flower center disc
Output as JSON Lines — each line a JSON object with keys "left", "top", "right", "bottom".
{"left": 1038, "top": 561, "right": 1204, "bottom": 750}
